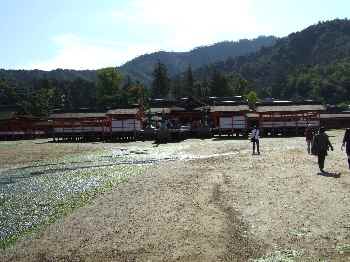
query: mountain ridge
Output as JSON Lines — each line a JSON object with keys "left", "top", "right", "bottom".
{"left": 0, "top": 68, "right": 97, "bottom": 83}
{"left": 192, "top": 19, "right": 350, "bottom": 103}
{"left": 0, "top": 36, "right": 277, "bottom": 87}
{"left": 118, "top": 36, "right": 277, "bottom": 84}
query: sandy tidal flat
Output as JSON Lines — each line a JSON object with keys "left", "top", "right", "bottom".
{"left": 1, "top": 130, "right": 350, "bottom": 261}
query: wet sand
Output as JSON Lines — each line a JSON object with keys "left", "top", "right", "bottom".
{"left": 1, "top": 130, "right": 350, "bottom": 261}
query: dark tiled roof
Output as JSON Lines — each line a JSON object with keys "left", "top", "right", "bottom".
{"left": 50, "top": 113, "right": 106, "bottom": 119}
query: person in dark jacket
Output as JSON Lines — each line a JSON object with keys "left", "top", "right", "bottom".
{"left": 341, "top": 128, "right": 350, "bottom": 169}
{"left": 312, "top": 127, "right": 334, "bottom": 172}
{"left": 304, "top": 124, "right": 314, "bottom": 154}
{"left": 250, "top": 126, "right": 260, "bottom": 155}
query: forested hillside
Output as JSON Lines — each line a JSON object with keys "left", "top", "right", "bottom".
{"left": 194, "top": 19, "right": 350, "bottom": 105}
{"left": 2, "top": 19, "right": 350, "bottom": 117}
{"left": 0, "top": 69, "right": 97, "bottom": 83}
{"left": 119, "top": 36, "right": 277, "bottom": 84}
{"left": 0, "top": 36, "right": 277, "bottom": 116}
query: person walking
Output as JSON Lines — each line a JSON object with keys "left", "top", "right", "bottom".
{"left": 312, "top": 127, "right": 334, "bottom": 172}
{"left": 341, "top": 128, "right": 350, "bottom": 169}
{"left": 251, "top": 126, "right": 260, "bottom": 155}
{"left": 304, "top": 124, "right": 314, "bottom": 154}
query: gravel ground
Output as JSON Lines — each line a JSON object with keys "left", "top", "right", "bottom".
{"left": 1, "top": 130, "right": 350, "bottom": 261}
{"left": 0, "top": 140, "right": 99, "bottom": 168}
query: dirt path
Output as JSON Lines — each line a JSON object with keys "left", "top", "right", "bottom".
{"left": 1, "top": 130, "right": 350, "bottom": 261}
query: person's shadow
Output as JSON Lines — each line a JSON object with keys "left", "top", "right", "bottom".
{"left": 317, "top": 171, "right": 341, "bottom": 178}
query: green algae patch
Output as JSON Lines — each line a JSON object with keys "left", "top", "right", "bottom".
{"left": 253, "top": 249, "right": 304, "bottom": 262}
{"left": 336, "top": 244, "right": 350, "bottom": 254}
{"left": 0, "top": 140, "right": 193, "bottom": 249}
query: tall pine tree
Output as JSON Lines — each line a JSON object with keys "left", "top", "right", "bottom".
{"left": 209, "top": 70, "right": 233, "bottom": 97}
{"left": 184, "top": 65, "right": 194, "bottom": 97}
{"left": 151, "top": 61, "right": 170, "bottom": 98}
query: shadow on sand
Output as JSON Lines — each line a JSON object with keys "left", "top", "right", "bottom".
{"left": 317, "top": 171, "right": 341, "bottom": 178}
{"left": 212, "top": 136, "right": 248, "bottom": 141}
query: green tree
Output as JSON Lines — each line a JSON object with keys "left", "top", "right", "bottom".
{"left": 209, "top": 70, "right": 233, "bottom": 97}
{"left": 0, "top": 79, "right": 18, "bottom": 105}
{"left": 96, "top": 67, "right": 123, "bottom": 108}
{"left": 184, "top": 65, "right": 194, "bottom": 97}
{"left": 151, "top": 62, "right": 170, "bottom": 98}
{"left": 246, "top": 90, "right": 258, "bottom": 109}
{"left": 126, "top": 81, "right": 147, "bottom": 105}
{"left": 30, "top": 79, "right": 55, "bottom": 116}
{"left": 170, "top": 76, "right": 182, "bottom": 99}
{"left": 235, "top": 77, "right": 248, "bottom": 96}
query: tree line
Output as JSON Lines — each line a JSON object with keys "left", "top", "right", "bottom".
{"left": 0, "top": 63, "right": 258, "bottom": 117}
{"left": 3, "top": 19, "right": 350, "bottom": 117}
{"left": 151, "top": 61, "right": 257, "bottom": 105}
{"left": 192, "top": 19, "right": 350, "bottom": 107}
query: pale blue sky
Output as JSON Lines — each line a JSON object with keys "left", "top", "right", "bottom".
{"left": 1, "top": 0, "right": 349, "bottom": 70}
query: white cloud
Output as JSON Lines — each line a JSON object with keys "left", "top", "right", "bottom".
{"left": 27, "top": 0, "right": 268, "bottom": 70}
{"left": 113, "top": 0, "right": 266, "bottom": 50}
{"left": 27, "top": 34, "right": 159, "bottom": 70}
